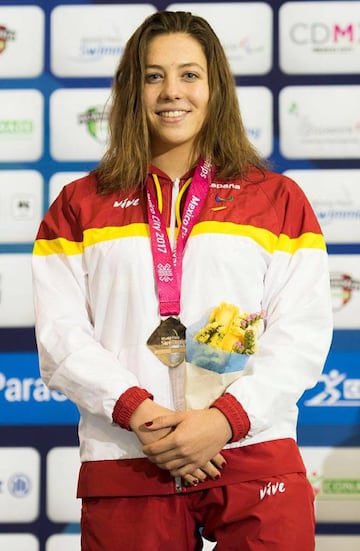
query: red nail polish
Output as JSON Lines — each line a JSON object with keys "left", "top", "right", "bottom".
{"left": 215, "top": 475, "right": 221, "bottom": 480}
{"left": 144, "top": 421, "right": 153, "bottom": 427}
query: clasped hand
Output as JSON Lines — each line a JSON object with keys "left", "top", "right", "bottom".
{"left": 133, "top": 405, "right": 232, "bottom": 486}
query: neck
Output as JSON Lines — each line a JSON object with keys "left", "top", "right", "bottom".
{"left": 151, "top": 144, "right": 196, "bottom": 181}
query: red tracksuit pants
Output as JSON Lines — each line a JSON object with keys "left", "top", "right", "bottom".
{"left": 80, "top": 472, "right": 315, "bottom": 550}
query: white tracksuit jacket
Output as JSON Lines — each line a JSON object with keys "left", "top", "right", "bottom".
{"left": 32, "top": 165, "right": 333, "bottom": 495}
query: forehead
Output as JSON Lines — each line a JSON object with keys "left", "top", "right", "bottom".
{"left": 146, "top": 32, "right": 207, "bottom": 66}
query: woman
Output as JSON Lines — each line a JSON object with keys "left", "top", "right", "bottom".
{"left": 32, "top": 10, "right": 333, "bottom": 551}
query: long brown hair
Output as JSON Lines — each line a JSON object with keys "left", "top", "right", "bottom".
{"left": 95, "top": 10, "right": 265, "bottom": 194}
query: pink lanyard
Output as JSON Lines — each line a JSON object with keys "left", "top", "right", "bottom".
{"left": 147, "top": 158, "right": 212, "bottom": 317}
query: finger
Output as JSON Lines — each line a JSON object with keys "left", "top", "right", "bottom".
{"left": 182, "top": 468, "right": 215, "bottom": 486}
{"left": 142, "top": 412, "right": 185, "bottom": 431}
{"left": 210, "top": 453, "right": 227, "bottom": 470}
{"left": 146, "top": 450, "right": 184, "bottom": 469}
{"left": 143, "top": 436, "right": 178, "bottom": 458}
{"left": 197, "top": 461, "right": 221, "bottom": 480}
{"left": 182, "top": 473, "right": 201, "bottom": 487}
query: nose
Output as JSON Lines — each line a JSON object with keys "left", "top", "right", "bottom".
{"left": 160, "top": 75, "right": 182, "bottom": 100}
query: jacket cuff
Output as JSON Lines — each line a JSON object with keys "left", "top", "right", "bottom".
{"left": 210, "top": 393, "right": 250, "bottom": 442}
{"left": 112, "top": 386, "right": 153, "bottom": 430}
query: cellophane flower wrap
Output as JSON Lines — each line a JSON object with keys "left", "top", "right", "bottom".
{"left": 185, "top": 303, "right": 264, "bottom": 409}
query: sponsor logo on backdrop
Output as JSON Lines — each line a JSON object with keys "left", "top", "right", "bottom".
{"left": 0, "top": 7, "right": 44, "bottom": 77}
{"left": 51, "top": 4, "right": 155, "bottom": 77}
{"left": 0, "top": 118, "right": 34, "bottom": 138}
{"left": 0, "top": 90, "right": 43, "bottom": 161}
{"left": 0, "top": 371, "right": 67, "bottom": 404}
{"left": 0, "top": 353, "right": 78, "bottom": 424}
{"left": 309, "top": 471, "right": 360, "bottom": 500}
{"left": 280, "top": 86, "right": 360, "bottom": 158}
{"left": 0, "top": 25, "right": 15, "bottom": 54}
{"left": 222, "top": 36, "right": 265, "bottom": 66}
{"left": 317, "top": 206, "right": 360, "bottom": 226}
{"left": 289, "top": 21, "right": 359, "bottom": 52}
{"left": 0, "top": 473, "right": 32, "bottom": 498}
{"left": 78, "top": 105, "right": 109, "bottom": 143}
{"left": 11, "top": 194, "right": 35, "bottom": 220}
{"left": 168, "top": 3, "right": 272, "bottom": 75}
{"left": 325, "top": 257, "right": 360, "bottom": 329}
{"left": 301, "top": 447, "right": 360, "bottom": 523}
{"left": 0, "top": 171, "right": 42, "bottom": 243}
{"left": 304, "top": 369, "right": 360, "bottom": 407}
{"left": 8, "top": 473, "right": 32, "bottom": 497}
{"left": 288, "top": 100, "right": 360, "bottom": 146}
{"left": 75, "top": 34, "right": 123, "bottom": 63}
{"left": 280, "top": 2, "right": 360, "bottom": 73}
{"left": 50, "top": 89, "right": 110, "bottom": 160}
{"left": 331, "top": 272, "right": 360, "bottom": 311}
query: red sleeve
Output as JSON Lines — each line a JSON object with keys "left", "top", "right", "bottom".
{"left": 112, "top": 386, "right": 153, "bottom": 430}
{"left": 211, "top": 393, "right": 250, "bottom": 442}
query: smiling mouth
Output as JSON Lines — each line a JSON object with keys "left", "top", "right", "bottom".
{"left": 157, "top": 110, "right": 188, "bottom": 118}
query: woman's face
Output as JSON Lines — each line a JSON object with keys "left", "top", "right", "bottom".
{"left": 144, "top": 32, "right": 209, "bottom": 159}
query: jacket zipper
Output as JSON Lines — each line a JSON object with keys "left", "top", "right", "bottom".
{"left": 174, "top": 475, "right": 183, "bottom": 493}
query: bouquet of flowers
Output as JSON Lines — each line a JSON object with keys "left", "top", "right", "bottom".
{"left": 186, "top": 302, "right": 263, "bottom": 374}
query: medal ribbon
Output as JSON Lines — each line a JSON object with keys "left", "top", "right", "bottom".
{"left": 147, "top": 157, "right": 212, "bottom": 317}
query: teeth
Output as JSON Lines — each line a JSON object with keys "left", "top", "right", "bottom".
{"left": 158, "top": 110, "right": 186, "bottom": 118}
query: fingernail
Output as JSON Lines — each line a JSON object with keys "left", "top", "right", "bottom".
{"left": 214, "top": 475, "right": 221, "bottom": 480}
{"left": 192, "top": 479, "right": 199, "bottom": 486}
{"left": 220, "top": 462, "right": 226, "bottom": 469}
{"left": 144, "top": 421, "right": 153, "bottom": 427}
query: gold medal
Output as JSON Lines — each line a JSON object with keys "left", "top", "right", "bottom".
{"left": 147, "top": 317, "right": 186, "bottom": 368}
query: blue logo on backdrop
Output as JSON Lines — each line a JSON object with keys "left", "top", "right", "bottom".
{"left": 0, "top": 353, "right": 79, "bottom": 425}
{"left": 298, "top": 350, "right": 360, "bottom": 425}
{"left": 8, "top": 473, "right": 31, "bottom": 497}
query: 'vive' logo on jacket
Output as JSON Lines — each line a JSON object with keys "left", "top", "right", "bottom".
{"left": 113, "top": 197, "right": 140, "bottom": 208}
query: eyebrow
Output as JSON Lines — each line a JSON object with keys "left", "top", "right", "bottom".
{"left": 145, "top": 62, "right": 206, "bottom": 73}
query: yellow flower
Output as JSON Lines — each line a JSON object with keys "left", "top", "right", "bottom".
{"left": 209, "top": 302, "right": 239, "bottom": 332}
{"left": 194, "top": 302, "right": 263, "bottom": 355}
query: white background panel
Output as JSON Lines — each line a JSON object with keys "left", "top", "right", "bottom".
{"left": 0, "top": 254, "right": 34, "bottom": 327}
{"left": 50, "top": 88, "right": 111, "bottom": 161}
{"left": 284, "top": 169, "right": 360, "bottom": 245}
{"left": 51, "top": 4, "right": 156, "bottom": 77}
{"left": 237, "top": 86, "right": 273, "bottom": 157}
{"left": 46, "top": 447, "right": 81, "bottom": 523}
{"left": 0, "top": 90, "right": 43, "bottom": 162}
{"left": 301, "top": 447, "right": 360, "bottom": 523}
{"left": 0, "top": 170, "right": 43, "bottom": 244}
{"left": 0, "top": 448, "right": 40, "bottom": 523}
{"left": 46, "top": 534, "right": 81, "bottom": 551}
{"left": 279, "top": 86, "right": 360, "bottom": 159}
{"left": 0, "top": 6, "right": 44, "bottom": 77}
